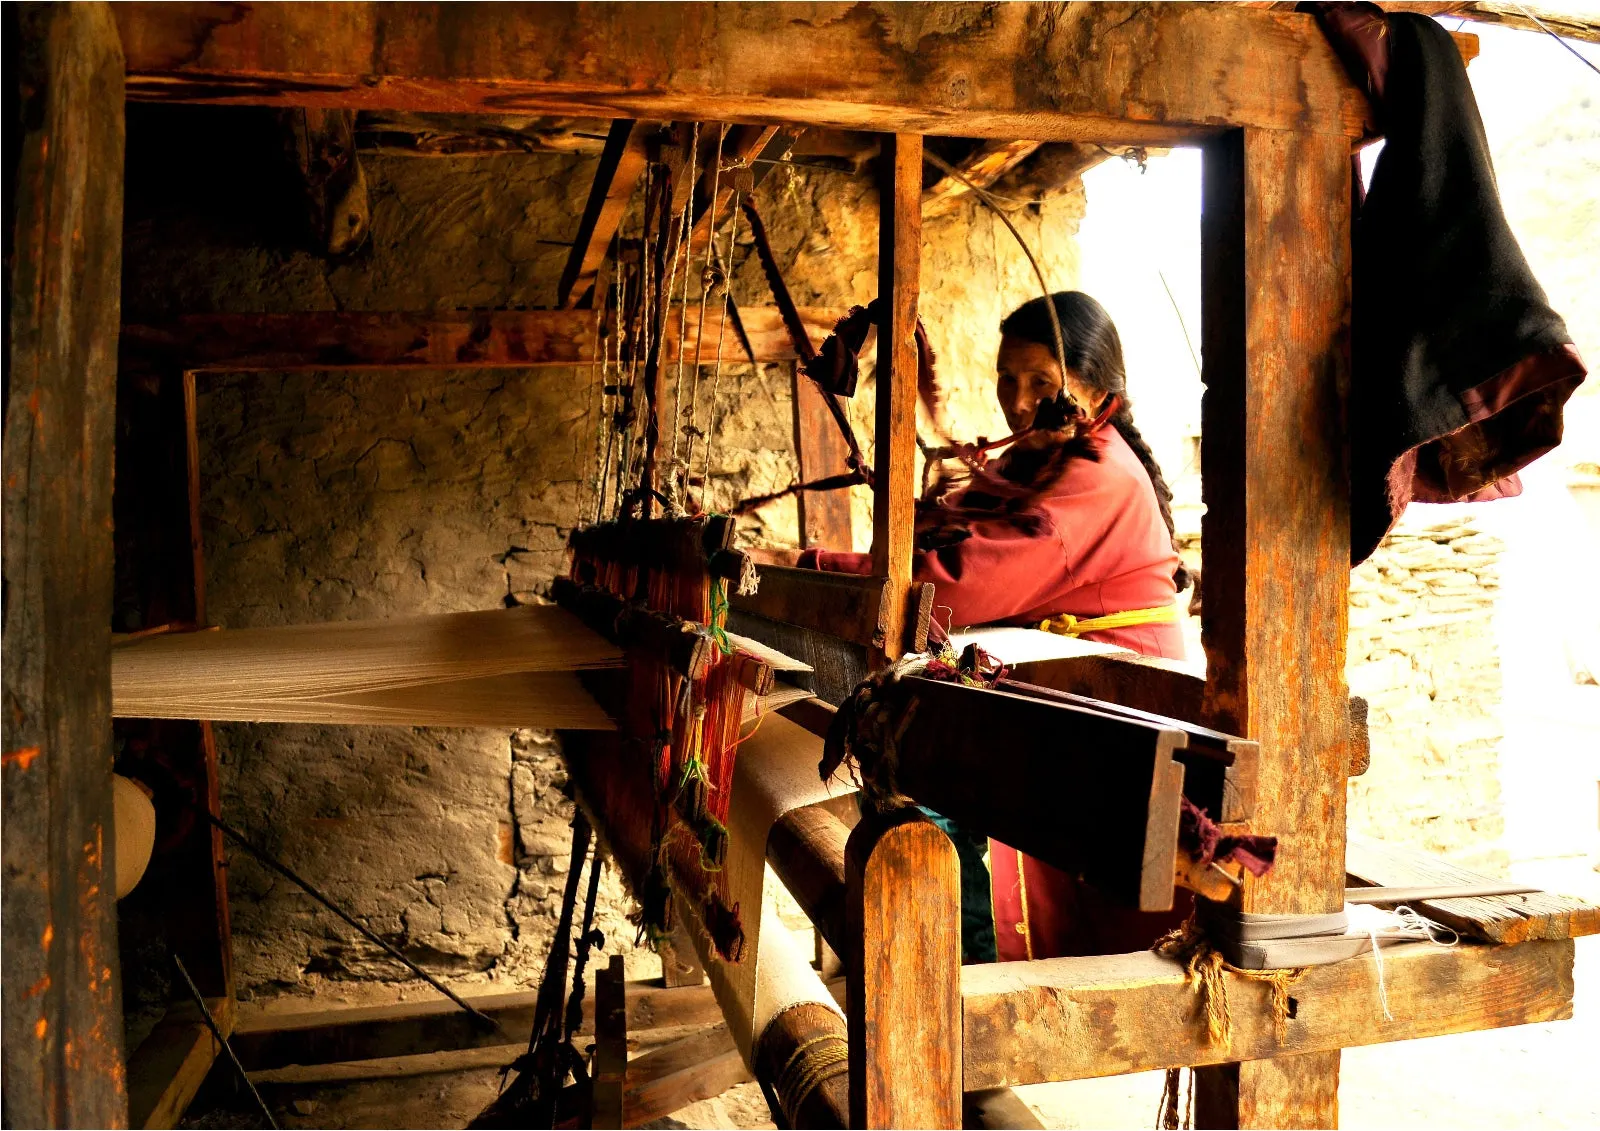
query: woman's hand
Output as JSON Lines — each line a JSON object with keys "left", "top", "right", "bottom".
{"left": 744, "top": 547, "right": 805, "bottom": 567}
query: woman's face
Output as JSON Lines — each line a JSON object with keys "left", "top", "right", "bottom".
{"left": 995, "top": 336, "right": 1104, "bottom": 439}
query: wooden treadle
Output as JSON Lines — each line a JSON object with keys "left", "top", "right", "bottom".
{"left": 1346, "top": 835, "right": 1600, "bottom": 944}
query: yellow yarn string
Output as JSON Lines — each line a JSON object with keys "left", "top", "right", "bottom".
{"left": 775, "top": 1034, "right": 850, "bottom": 1124}
{"left": 1037, "top": 603, "right": 1178, "bottom": 637}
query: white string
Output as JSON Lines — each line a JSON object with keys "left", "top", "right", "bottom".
{"left": 1347, "top": 903, "right": 1460, "bottom": 1023}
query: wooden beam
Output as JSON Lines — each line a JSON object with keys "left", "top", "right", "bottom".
{"left": 1346, "top": 836, "right": 1600, "bottom": 944}
{"left": 753, "top": 1003, "right": 851, "bottom": 1129}
{"left": 793, "top": 361, "right": 857, "bottom": 551}
{"left": 120, "top": 307, "right": 845, "bottom": 373}
{"left": 2, "top": 5, "right": 128, "bottom": 1126}
{"left": 1195, "top": 125, "right": 1352, "bottom": 1127}
{"left": 114, "top": 4, "right": 1374, "bottom": 141}
{"left": 559, "top": 118, "right": 655, "bottom": 309}
{"left": 731, "top": 565, "right": 895, "bottom": 651}
{"left": 230, "top": 981, "right": 721, "bottom": 1071}
{"left": 621, "top": 1023, "right": 751, "bottom": 1128}
{"left": 873, "top": 133, "right": 922, "bottom": 663}
{"left": 126, "top": 997, "right": 235, "bottom": 1129}
{"left": 922, "top": 140, "right": 1041, "bottom": 219}
{"left": 593, "top": 955, "right": 627, "bottom": 1129}
{"left": 961, "top": 938, "right": 1576, "bottom": 1090}
{"left": 845, "top": 809, "right": 962, "bottom": 1129}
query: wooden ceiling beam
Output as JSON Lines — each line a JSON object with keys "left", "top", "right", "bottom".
{"left": 119, "top": 308, "right": 846, "bottom": 373}
{"left": 114, "top": 3, "right": 1375, "bottom": 141}
{"left": 558, "top": 118, "right": 656, "bottom": 309}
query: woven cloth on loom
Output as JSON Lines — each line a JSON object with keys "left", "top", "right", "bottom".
{"left": 699, "top": 712, "right": 854, "bottom": 1066}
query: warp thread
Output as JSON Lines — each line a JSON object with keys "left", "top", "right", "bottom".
{"left": 1152, "top": 917, "right": 1307, "bottom": 1048}
{"left": 774, "top": 1034, "right": 850, "bottom": 1125}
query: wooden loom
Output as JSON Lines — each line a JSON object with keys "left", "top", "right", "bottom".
{"left": 7, "top": 4, "right": 1599, "bottom": 1130}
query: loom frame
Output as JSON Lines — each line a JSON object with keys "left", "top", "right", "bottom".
{"left": 6, "top": 4, "right": 1590, "bottom": 1129}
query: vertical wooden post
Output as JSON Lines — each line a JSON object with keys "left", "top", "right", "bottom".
{"left": 792, "top": 361, "right": 856, "bottom": 551}
{"left": 1195, "top": 128, "right": 1352, "bottom": 1128}
{"left": 872, "top": 134, "right": 922, "bottom": 662}
{"left": 2, "top": 4, "right": 128, "bottom": 1125}
{"left": 845, "top": 809, "right": 961, "bottom": 1129}
{"left": 593, "top": 954, "right": 627, "bottom": 1128}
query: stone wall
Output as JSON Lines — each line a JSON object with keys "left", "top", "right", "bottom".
{"left": 1346, "top": 513, "right": 1509, "bottom": 874}
{"left": 119, "top": 106, "right": 1089, "bottom": 1001}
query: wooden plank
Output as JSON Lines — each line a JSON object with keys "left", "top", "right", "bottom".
{"left": 230, "top": 981, "right": 721, "bottom": 1071}
{"left": 1, "top": 5, "right": 128, "bottom": 1126}
{"left": 119, "top": 307, "right": 845, "bottom": 373}
{"left": 731, "top": 565, "right": 893, "bottom": 650}
{"left": 1346, "top": 836, "right": 1600, "bottom": 944}
{"left": 922, "top": 140, "right": 1041, "bottom": 219}
{"left": 1194, "top": 125, "right": 1352, "bottom": 1127}
{"left": 560, "top": 118, "right": 656, "bottom": 309}
{"left": 113, "top": 4, "right": 1374, "bottom": 141}
{"left": 793, "top": 361, "right": 857, "bottom": 551}
{"left": 873, "top": 133, "right": 922, "bottom": 664}
{"left": 846, "top": 809, "right": 961, "bottom": 1128}
{"left": 593, "top": 955, "right": 628, "bottom": 1129}
{"left": 880, "top": 677, "right": 1189, "bottom": 910}
{"left": 961, "top": 938, "right": 1575, "bottom": 1090}
{"left": 126, "top": 997, "right": 235, "bottom": 1129}
{"left": 621, "top": 1023, "right": 751, "bottom": 1128}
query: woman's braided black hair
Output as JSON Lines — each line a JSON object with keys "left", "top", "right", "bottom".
{"left": 999, "top": 291, "right": 1191, "bottom": 592}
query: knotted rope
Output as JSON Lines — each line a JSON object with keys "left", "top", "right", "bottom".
{"left": 1152, "top": 917, "right": 1307, "bottom": 1049}
{"left": 774, "top": 1034, "right": 850, "bottom": 1125}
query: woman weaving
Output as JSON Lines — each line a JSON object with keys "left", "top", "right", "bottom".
{"left": 773, "top": 291, "right": 1191, "bottom": 962}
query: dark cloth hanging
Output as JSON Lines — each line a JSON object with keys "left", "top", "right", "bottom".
{"left": 1312, "top": 7, "right": 1588, "bottom": 562}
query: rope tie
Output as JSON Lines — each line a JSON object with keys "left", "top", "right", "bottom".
{"left": 1153, "top": 918, "right": 1307, "bottom": 1049}
{"left": 774, "top": 1034, "right": 849, "bottom": 1124}
{"left": 1038, "top": 603, "right": 1178, "bottom": 638}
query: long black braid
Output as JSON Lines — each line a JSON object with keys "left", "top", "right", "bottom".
{"left": 999, "top": 292, "right": 1191, "bottom": 593}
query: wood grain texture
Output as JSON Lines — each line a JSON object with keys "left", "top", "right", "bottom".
{"left": 621, "top": 1023, "right": 751, "bottom": 1128}
{"left": 922, "top": 140, "right": 1041, "bottom": 218}
{"left": 1196, "top": 126, "right": 1352, "bottom": 1127}
{"left": 1346, "top": 836, "right": 1600, "bottom": 944}
{"left": 845, "top": 809, "right": 961, "bottom": 1129}
{"left": 731, "top": 565, "right": 893, "bottom": 650}
{"left": 120, "top": 307, "right": 844, "bottom": 373}
{"left": 230, "top": 981, "right": 721, "bottom": 1071}
{"left": 593, "top": 955, "right": 628, "bottom": 1129}
{"left": 793, "top": 361, "right": 856, "bottom": 551}
{"left": 2, "top": 5, "right": 129, "bottom": 1126}
{"left": 961, "top": 938, "right": 1575, "bottom": 1090}
{"left": 560, "top": 118, "right": 656, "bottom": 308}
{"left": 114, "top": 4, "right": 1373, "bottom": 141}
{"left": 125, "top": 997, "right": 234, "bottom": 1129}
{"left": 873, "top": 134, "right": 922, "bottom": 664}
{"left": 753, "top": 1002, "right": 851, "bottom": 1129}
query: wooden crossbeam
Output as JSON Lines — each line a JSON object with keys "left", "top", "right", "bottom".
{"left": 113, "top": 4, "right": 1375, "bottom": 142}
{"left": 120, "top": 307, "right": 844, "bottom": 372}
{"left": 962, "top": 938, "right": 1575, "bottom": 1090}
{"left": 559, "top": 118, "right": 656, "bottom": 309}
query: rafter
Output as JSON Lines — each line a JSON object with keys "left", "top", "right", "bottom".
{"left": 558, "top": 118, "right": 658, "bottom": 309}
{"left": 921, "top": 140, "right": 1041, "bottom": 219}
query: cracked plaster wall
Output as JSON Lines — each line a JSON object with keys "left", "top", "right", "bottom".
{"left": 120, "top": 107, "right": 1087, "bottom": 1001}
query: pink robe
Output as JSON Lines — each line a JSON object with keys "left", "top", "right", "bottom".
{"left": 804, "top": 424, "right": 1191, "bottom": 959}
